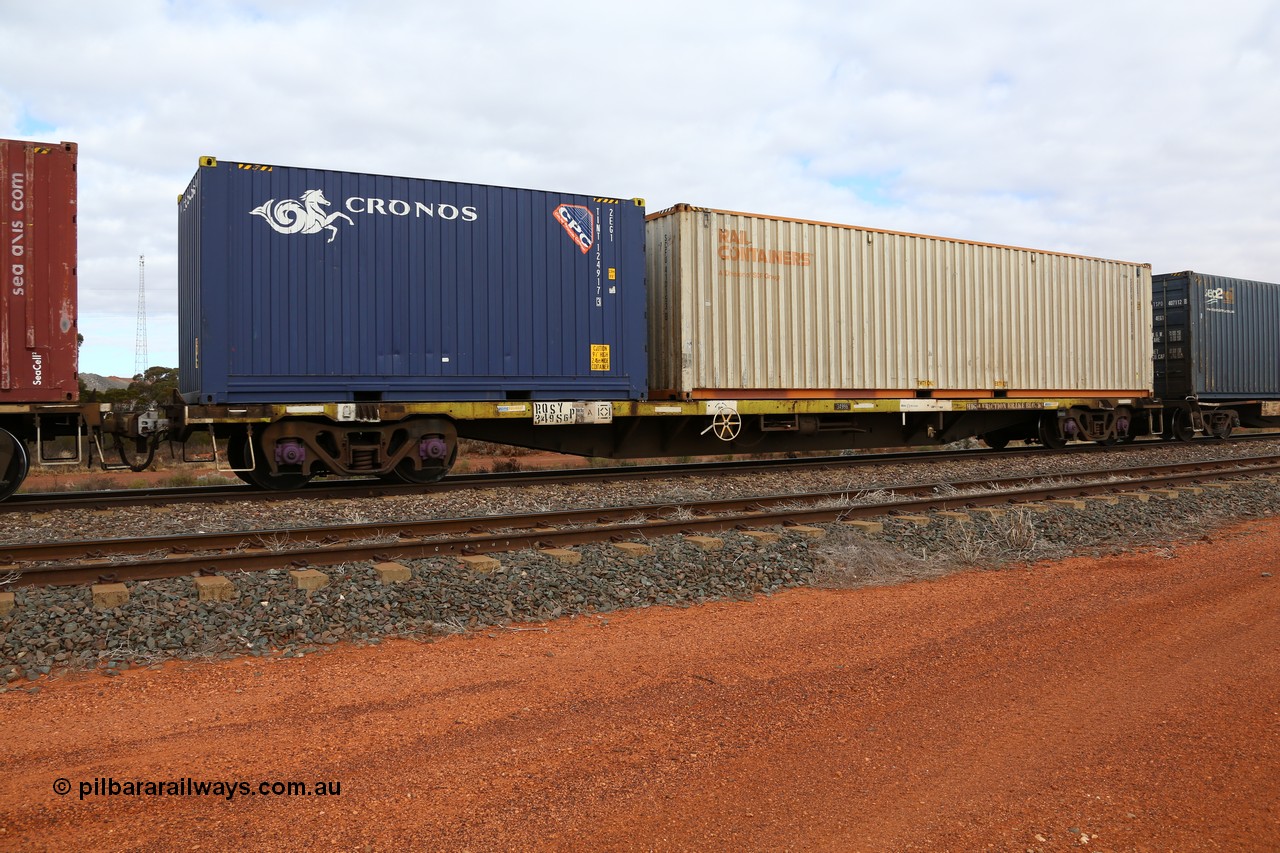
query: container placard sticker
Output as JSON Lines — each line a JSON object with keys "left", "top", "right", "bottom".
{"left": 590, "top": 344, "right": 610, "bottom": 371}
{"left": 553, "top": 204, "right": 594, "bottom": 254}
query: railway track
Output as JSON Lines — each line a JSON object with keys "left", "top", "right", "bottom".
{"left": 10, "top": 432, "right": 1280, "bottom": 512}
{"left": 9, "top": 454, "right": 1280, "bottom": 587}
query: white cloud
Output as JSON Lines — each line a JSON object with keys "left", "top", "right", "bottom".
{"left": 2, "top": 0, "right": 1278, "bottom": 375}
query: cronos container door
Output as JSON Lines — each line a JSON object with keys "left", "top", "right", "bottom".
{"left": 0, "top": 139, "right": 78, "bottom": 403}
{"left": 180, "top": 157, "right": 646, "bottom": 404}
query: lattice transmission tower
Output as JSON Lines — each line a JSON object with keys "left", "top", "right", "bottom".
{"left": 134, "top": 255, "right": 148, "bottom": 378}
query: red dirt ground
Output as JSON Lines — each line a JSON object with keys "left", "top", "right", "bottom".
{"left": 1, "top": 519, "right": 1278, "bottom": 851}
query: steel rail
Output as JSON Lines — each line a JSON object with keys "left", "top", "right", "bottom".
{"left": 9, "top": 453, "right": 1277, "bottom": 563}
{"left": 9, "top": 456, "right": 1279, "bottom": 587}
{"left": 6, "top": 445, "right": 1072, "bottom": 510}
{"left": 10, "top": 432, "right": 1280, "bottom": 513}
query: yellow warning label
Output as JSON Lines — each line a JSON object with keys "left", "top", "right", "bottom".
{"left": 590, "top": 344, "right": 610, "bottom": 371}
{"left": 608, "top": 268, "right": 616, "bottom": 280}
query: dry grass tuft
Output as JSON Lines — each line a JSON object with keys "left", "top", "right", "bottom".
{"left": 809, "top": 527, "right": 962, "bottom": 589}
{"left": 952, "top": 509, "right": 1051, "bottom": 565}
{"left": 809, "top": 508, "right": 1066, "bottom": 590}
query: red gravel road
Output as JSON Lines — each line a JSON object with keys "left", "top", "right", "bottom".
{"left": 2, "top": 520, "right": 1278, "bottom": 851}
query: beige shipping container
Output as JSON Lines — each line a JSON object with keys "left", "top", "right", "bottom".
{"left": 646, "top": 205, "right": 1153, "bottom": 399}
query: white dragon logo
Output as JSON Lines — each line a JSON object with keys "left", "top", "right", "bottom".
{"left": 249, "top": 189, "right": 354, "bottom": 243}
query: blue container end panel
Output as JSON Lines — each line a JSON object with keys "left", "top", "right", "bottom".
{"left": 179, "top": 158, "right": 647, "bottom": 403}
{"left": 1154, "top": 271, "right": 1280, "bottom": 401}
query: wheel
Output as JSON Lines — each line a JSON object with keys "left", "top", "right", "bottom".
{"left": 0, "top": 428, "right": 30, "bottom": 501}
{"left": 379, "top": 419, "right": 459, "bottom": 484}
{"left": 1169, "top": 409, "right": 1196, "bottom": 442}
{"left": 226, "top": 433, "right": 260, "bottom": 487}
{"left": 234, "top": 433, "right": 314, "bottom": 491}
{"left": 980, "top": 435, "right": 1009, "bottom": 450}
{"left": 1113, "top": 407, "right": 1137, "bottom": 444}
{"left": 383, "top": 443, "right": 458, "bottom": 484}
{"left": 1037, "top": 416, "right": 1066, "bottom": 450}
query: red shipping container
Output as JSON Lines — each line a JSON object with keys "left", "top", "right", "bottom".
{"left": 0, "top": 139, "right": 77, "bottom": 403}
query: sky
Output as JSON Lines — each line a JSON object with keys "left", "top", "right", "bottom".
{"left": 2, "top": 0, "right": 1278, "bottom": 378}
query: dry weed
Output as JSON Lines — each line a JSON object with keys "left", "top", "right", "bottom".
{"left": 251, "top": 533, "right": 298, "bottom": 552}
{"left": 809, "top": 527, "right": 962, "bottom": 589}
{"left": 952, "top": 508, "right": 1050, "bottom": 565}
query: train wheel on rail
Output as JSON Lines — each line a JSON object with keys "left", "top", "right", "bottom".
{"left": 383, "top": 422, "right": 458, "bottom": 484}
{"left": 225, "top": 433, "right": 260, "bottom": 487}
{"left": 385, "top": 444, "right": 458, "bottom": 484}
{"left": 1037, "top": 415, "right": 1066, "bottom": 450}
{"left": 1209, "top": 415, "right": 1234, "bottom": 440}
{"left": 233, "top": 433, "right": 315, "bottom": 491}
{"left": 0, "top": 428, "right": 30, "bottom": 501}
{"left": 1169, "top": 409, "right": 1196, "bottom": 442}
{"left": 980, "top": 434, "right": 1010, "bottom": 450}
{"left": 1112, "top": 407, "right": 1137, "bottom": 444}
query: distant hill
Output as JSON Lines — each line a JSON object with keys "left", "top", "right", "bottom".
{"left": 80, "top": 373, "right": 132, "bottom": 393}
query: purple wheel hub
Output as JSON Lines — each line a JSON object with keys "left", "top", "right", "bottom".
{"left": 419, "top": 436, "right": 449, "bottom": 461}
{"left": 275, "top": 439, "right": 307, "bottom": 466}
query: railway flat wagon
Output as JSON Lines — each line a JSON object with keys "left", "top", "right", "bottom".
{"left": 1153, "top": 270, "right": 1280, "bottom": 438}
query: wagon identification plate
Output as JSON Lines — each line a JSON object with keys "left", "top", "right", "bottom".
{"left": 533, "top": 401, "right": 614, "bottom": 426}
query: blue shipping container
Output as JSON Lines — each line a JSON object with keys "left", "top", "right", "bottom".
{"left": 1153, "top": 270, "right": 1280, "bottom": 400}
{"left": 179, "top": 157, "right": 647, "bottom": 403}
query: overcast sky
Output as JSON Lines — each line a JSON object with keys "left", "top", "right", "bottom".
{"left": 3, "top": 0, "right": 1278, "bottom": 378}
